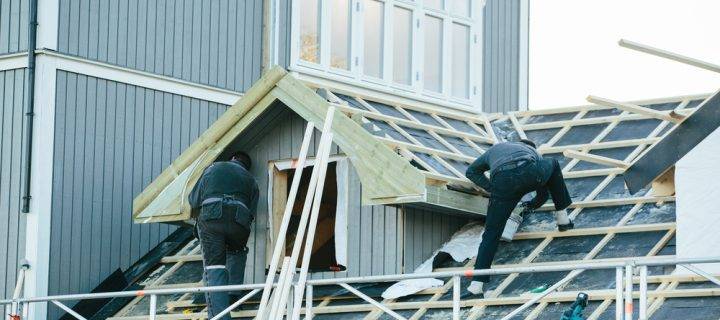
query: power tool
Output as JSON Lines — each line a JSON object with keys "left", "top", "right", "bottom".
{"left": 560, "top": 292, "right": 588, "bottom": 320}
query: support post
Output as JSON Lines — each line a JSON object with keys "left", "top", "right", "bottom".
{"left": 616, "top": 266, "right": 624, "bottom": 319}
{"left": 149, "top": 294, "right": 157, "bottom": 320}
{"left": 306, "top": 285, "right": 313, "bottom": 320}
{"left": 452, "top": 275, "right": 461, "bottom": 320}
{"left": 639, "top": 265, "right": 648, "bottom": 320}
{"left": 624, "top": 264, "right": 633, "bottom": 320}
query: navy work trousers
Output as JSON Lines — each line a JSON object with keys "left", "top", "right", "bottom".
{"left": 473, "top": 158, "right": 571, "bottom": 283}
{"left": 197, "top": 206, "right": 251, "bottom": 320}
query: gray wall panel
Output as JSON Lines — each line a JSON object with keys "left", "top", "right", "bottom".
{"left": 0, "top": 68, "right": 27, "bottom": 299}
{"left": 483, "top": 0, "right": 528, "bottom": 114}
{"left": 0, "top": 0, "right": 29, "bottom": 55}
{"left": 57, "top": 0, "right": 263, "bottom": 92}
{"left": 402, "top": 208, "right": 467, "bottom": 272}
{"left": 49, "top": 70, "right": 228, "bottom": 318}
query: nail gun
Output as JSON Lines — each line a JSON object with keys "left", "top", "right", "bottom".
{"left": 560, "top": 292, "right": 589, "bottom": 320}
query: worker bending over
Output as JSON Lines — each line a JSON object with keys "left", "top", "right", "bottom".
{"left": 464, "top": 139, "right": 573, "bottom": 296}
{"left": 189, "top": 151, "right": 259, "bottom": 319}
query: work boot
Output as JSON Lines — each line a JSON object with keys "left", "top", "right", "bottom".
{"left": 553, "top": 210, "right": 574, "bottom": 232}
{"left": 204, "top": 266, "right": 231, "bottom": 320}
{"left": 461, "top": 281, "right": 485, "bottom": 299}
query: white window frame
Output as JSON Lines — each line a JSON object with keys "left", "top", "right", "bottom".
{"left": 266, "top": 155, "right": 350, "bottom": 275}
{"left": 289, "top": 0, "right": 483, "bottom": 112}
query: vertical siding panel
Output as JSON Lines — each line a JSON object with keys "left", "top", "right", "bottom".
{"left": 48, "top": 70, "right": 66, "bottom": 302}
{"left": 371, "top": 206, "right": 384, "bottom": 275}
{"left": 83, "top": 76, "right": 98, "bottom": 290}
{"left": 181, "top": 0, "right": 193, "bottom": 80}
{"left": 163, "top": 0, "right": 174, "bottom": 76}
{"left": 109, "top": 81, "right": 123, "bottom": 273}
{"left": 107, "top": 0, "right": 119, "bottom": 63}
{"left": 0, "top": 0, "right": 9, "bottom": 53}
{"left": 216, "top": 0, "right": 228, "bottom": 88}
{"left": 384, "top": 206, "right": 397, "bottom": 274}
{"left": 57, "top": 0, "right": 70, "bottom": 52}
{"left": 153, "top": 0, "right": 166, "bottom": 75}
{"left": 199, "top": 0, "right": 210, "bottom": 84}
{"left": 87, "top": 0, "right": 99, "bottom": 59}
{"left": 126, "top": 0, "right": 138, "bottom": 67}
{"left": 226, "top": 0, "right": 237, "bottom": 88}
{"left": 96, "top": 0, "right": 109, "bottom": 61}
{"left": 190, "top": 0, "right": 202, "bottom": 83}
{"left": 135, "top": 0, "right": 148, "bottom": 70}
{"left": 172, "top": 0, "right": 184, "bottom": 79}
{"left": 347, "top": 168, "right": 361, "bottom": 278}
{"left": 0, "top": 71, "right": 9, "bottom": 295}
{"left": 68, "top": 0, "right": 80, "bottom": 54}
{"left": 8, "top": 0, "right": 20, "bottom": 51}
{"left": 116, "top": 0, "right": 129, "bottom": 65}
{"left": 483, "top": 0, "right": 525, "bottom": 113}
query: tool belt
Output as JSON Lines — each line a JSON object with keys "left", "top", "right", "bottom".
{"left": 491, "top": 156, "right": 536, "bottom": 177}
{"left": 200, "top": 195, "right": 254, "bottom": 229}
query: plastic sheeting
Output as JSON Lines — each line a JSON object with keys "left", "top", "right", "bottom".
{"left": 675, "top": 127, "right": 720, "bottom": 274}
{"left": 382, "top": 223, "right": 484, "bottom": 299}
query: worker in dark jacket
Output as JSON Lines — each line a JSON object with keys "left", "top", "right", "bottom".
{"left": 188, "top": 151, "right": 259, "bottom": 319}
{"left": 464, "top": 139, "right": 573, "bottom": 296}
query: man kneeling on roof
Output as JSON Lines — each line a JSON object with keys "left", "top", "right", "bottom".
{"left": 189, "top": 151, "right": 259, "bottom": 319}
{"left": 464, "top": 139, "right": 574, "bottom": 296}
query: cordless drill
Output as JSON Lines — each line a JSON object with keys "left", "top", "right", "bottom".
{"left": 560, "top": 292, "right": 589, "bottom": 320}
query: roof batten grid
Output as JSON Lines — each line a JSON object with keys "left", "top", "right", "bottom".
{"left": 112, "top": 81, "right": 720, "bottom": 318}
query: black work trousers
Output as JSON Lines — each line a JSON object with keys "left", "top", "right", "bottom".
{"left": 197, "top": 205, "right": 252, "bottom": 319}
{"left": 473, "top": 158, "right": 571, "bottom": 283}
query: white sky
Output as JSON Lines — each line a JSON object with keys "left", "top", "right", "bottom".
{"left": 529, "top": 0, "right": 720, "bottom": 109}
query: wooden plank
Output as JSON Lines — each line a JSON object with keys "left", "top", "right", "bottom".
{"left": 586, "top": 95, "right": 679, "bottom": 123}
{"left": 563, "top": 149, "right": 629, "bottom": 169}
{"left": 619, "top": 39, "right": 720, "bottom": 74}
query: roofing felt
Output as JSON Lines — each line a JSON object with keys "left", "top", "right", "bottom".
{"left": 102, "top": 90, "right": 720, "bottom": 319}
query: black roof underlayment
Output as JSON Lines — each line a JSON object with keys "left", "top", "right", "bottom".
{"left": 106, "top": 95, "right": 720, "bottom": 319}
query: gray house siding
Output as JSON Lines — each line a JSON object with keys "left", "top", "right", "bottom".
{"left": 56, "top": 0, "right": 263, "bottom": 92}
{"left": 0, "top": 68, "right": 28, "bottom": 299}
{"left": 403, "top": 208, "right": 468, "bottom": 272}
{"left": 48, "top": 70, "right": 228, "bottom": 318}
{"left": 0, "top": 0, "right": 29, "bottom": 55}
{"left": 483, "top": 0, "right": 528, "bottom": 114}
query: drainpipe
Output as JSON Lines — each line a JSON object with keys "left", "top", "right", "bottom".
{"left": 21, "top": 0, "right": 38, "bottom": 213}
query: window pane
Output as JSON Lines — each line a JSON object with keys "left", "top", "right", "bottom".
{"left": 331, "top": 0, "right": 351, "bottom": 70}
{"left": 393, "top": 6, "right": 412, "bottom": 85}
{"left": 299, "top": 0, "right": 321, "bottom": 63}
{"left": 451, "top": 0, "right": 470, "bottom": 17}
{"left": 424, "top": 15, "right": 443, "bottom": 93}
{"left": 425, "top": 0, "right": 443, "bottom": 10}
{"left": 364, "top": 0, "right": 384, "bottom": 78}
{"left": 452, "top": 23, "right": 470, "bottom": 99}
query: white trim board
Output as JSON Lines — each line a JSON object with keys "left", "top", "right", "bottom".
{"left": 37, "top": 50, "right": 244, "bottom": 105}
{"left": 23, "top": 55, "right": 58, "bottom": 320}
{"left": 0, "top": 53, "right": 29, "bottom": 71}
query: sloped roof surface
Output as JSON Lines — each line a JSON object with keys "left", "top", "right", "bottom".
{"left": 108, "top": 92, "right": 720, "bottom": 319}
